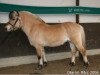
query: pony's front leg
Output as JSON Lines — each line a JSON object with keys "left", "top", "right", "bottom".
{"left": 69, "top": 42, "right": 77, "bottom": 66}
{"left": 35, "top": 45, "right": 43, "bottom": 69}
{"left": 35, "top": 45, "right": 47, "bottom": 69}
{"left": 42, "top": 49, "right": 47, "bottom": 66}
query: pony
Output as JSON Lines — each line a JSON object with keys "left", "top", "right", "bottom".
{"left": 5, "top": 11, "right": 89, "bottom": 69}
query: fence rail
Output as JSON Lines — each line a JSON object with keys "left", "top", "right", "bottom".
{"left": 0, "top": 3, "right": 100, "bottom": 14}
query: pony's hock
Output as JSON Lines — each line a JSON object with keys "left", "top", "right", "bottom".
{"left": 5, "top": 11, "right": 89, "bottom": 69}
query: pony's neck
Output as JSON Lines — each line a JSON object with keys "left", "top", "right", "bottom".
{"left": 20, "top": 11, "right": 46, "bottom": 36}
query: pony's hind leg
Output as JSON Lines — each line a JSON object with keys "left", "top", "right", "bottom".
{"left": 74, "top": 41, "right": 89, "bottom": 67}
{"left": 69, "top": 42, "right": 77, "bottom": 66}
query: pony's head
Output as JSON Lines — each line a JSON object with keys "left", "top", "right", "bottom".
{"left": 5, "top": 11, "right": 21, "bottom": 32}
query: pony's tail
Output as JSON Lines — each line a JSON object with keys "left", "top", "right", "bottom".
{"left": 81, "top": 27, "right": 86, "bottom": 49}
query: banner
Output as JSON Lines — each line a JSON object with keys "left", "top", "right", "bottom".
{"left": 0, "top": 3, "right": 100, "bottom": 14}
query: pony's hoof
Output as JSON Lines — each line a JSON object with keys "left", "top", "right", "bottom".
{"left": 84, "top": 62, "right": 89, "bottom": 68}
{"left": 43, "top": 62, "right": 47, "bottom": 67}
{"left": 36, "top": 65, "right": 43, "bottom": 70}
{"left": 69, "top": 62, "right": 75, "bottom": 66}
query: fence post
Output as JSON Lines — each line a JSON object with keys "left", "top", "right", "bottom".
{"left": 76, "top": 0, "right": 83, "bottom": 61}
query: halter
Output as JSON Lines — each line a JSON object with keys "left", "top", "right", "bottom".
{"left": 8, "top": 11, "right": 20, "bottom": 30}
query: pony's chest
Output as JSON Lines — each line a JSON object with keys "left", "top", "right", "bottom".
{"left": 28, "top": 32, "right": 46, "bottom": 46}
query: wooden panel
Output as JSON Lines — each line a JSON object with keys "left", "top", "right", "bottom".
{"left": 81, "top": 23, "right": 100, "bottom": 49}
{"left": 0, "top": 23, "right": 100, "bottom": 58}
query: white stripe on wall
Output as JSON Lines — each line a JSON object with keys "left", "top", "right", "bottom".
{"left": 80, "top": 14, "right": 100, "bottom": 23}
{"left": 0, "top": 0, "right": 75, "bottom": 6}
{"left": 0, "top": 49, "right": 99, "bottom": 68}
{"left": 0, "top": 13, "right": 76, "bottom": 23}
{"left": 39, "top": 14, "right": 76, "bottom": 23}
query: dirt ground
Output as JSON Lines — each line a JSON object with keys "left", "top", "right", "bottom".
{"left": 0, "top": 55, "right": 100, "bottom": 74}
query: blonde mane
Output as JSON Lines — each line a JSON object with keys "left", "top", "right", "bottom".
{"left": 20, "top": 11, "right": 45, "bottom": 23}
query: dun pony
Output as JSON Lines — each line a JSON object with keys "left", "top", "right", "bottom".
{"left": 5, "top": 11, "right": 89, "bottom": 69}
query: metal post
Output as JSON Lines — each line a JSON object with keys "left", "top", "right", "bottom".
{"left": 76, "top": 0, "right": 83, "bottom": 61}
{"left": 76, "top": 0, "right": 79, "bottom": 23}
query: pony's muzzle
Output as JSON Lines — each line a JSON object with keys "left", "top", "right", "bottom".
{"left": 5, "top": 24, "right": 13, "bottom": 32}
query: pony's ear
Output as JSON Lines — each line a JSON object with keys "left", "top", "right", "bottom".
{"left": 9, "top": 11, "right": 19, "bottom": 19}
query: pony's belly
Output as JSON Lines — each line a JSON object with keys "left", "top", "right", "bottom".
{"left": 46, "top": 41, "right": 66, "bottom": 47}
{"left": 45, "top": 37, "right": 69, "bottom": 47}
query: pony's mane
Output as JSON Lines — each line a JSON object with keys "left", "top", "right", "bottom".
{"left": 21, "top": 11, "right": 45, "bottom": 23}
